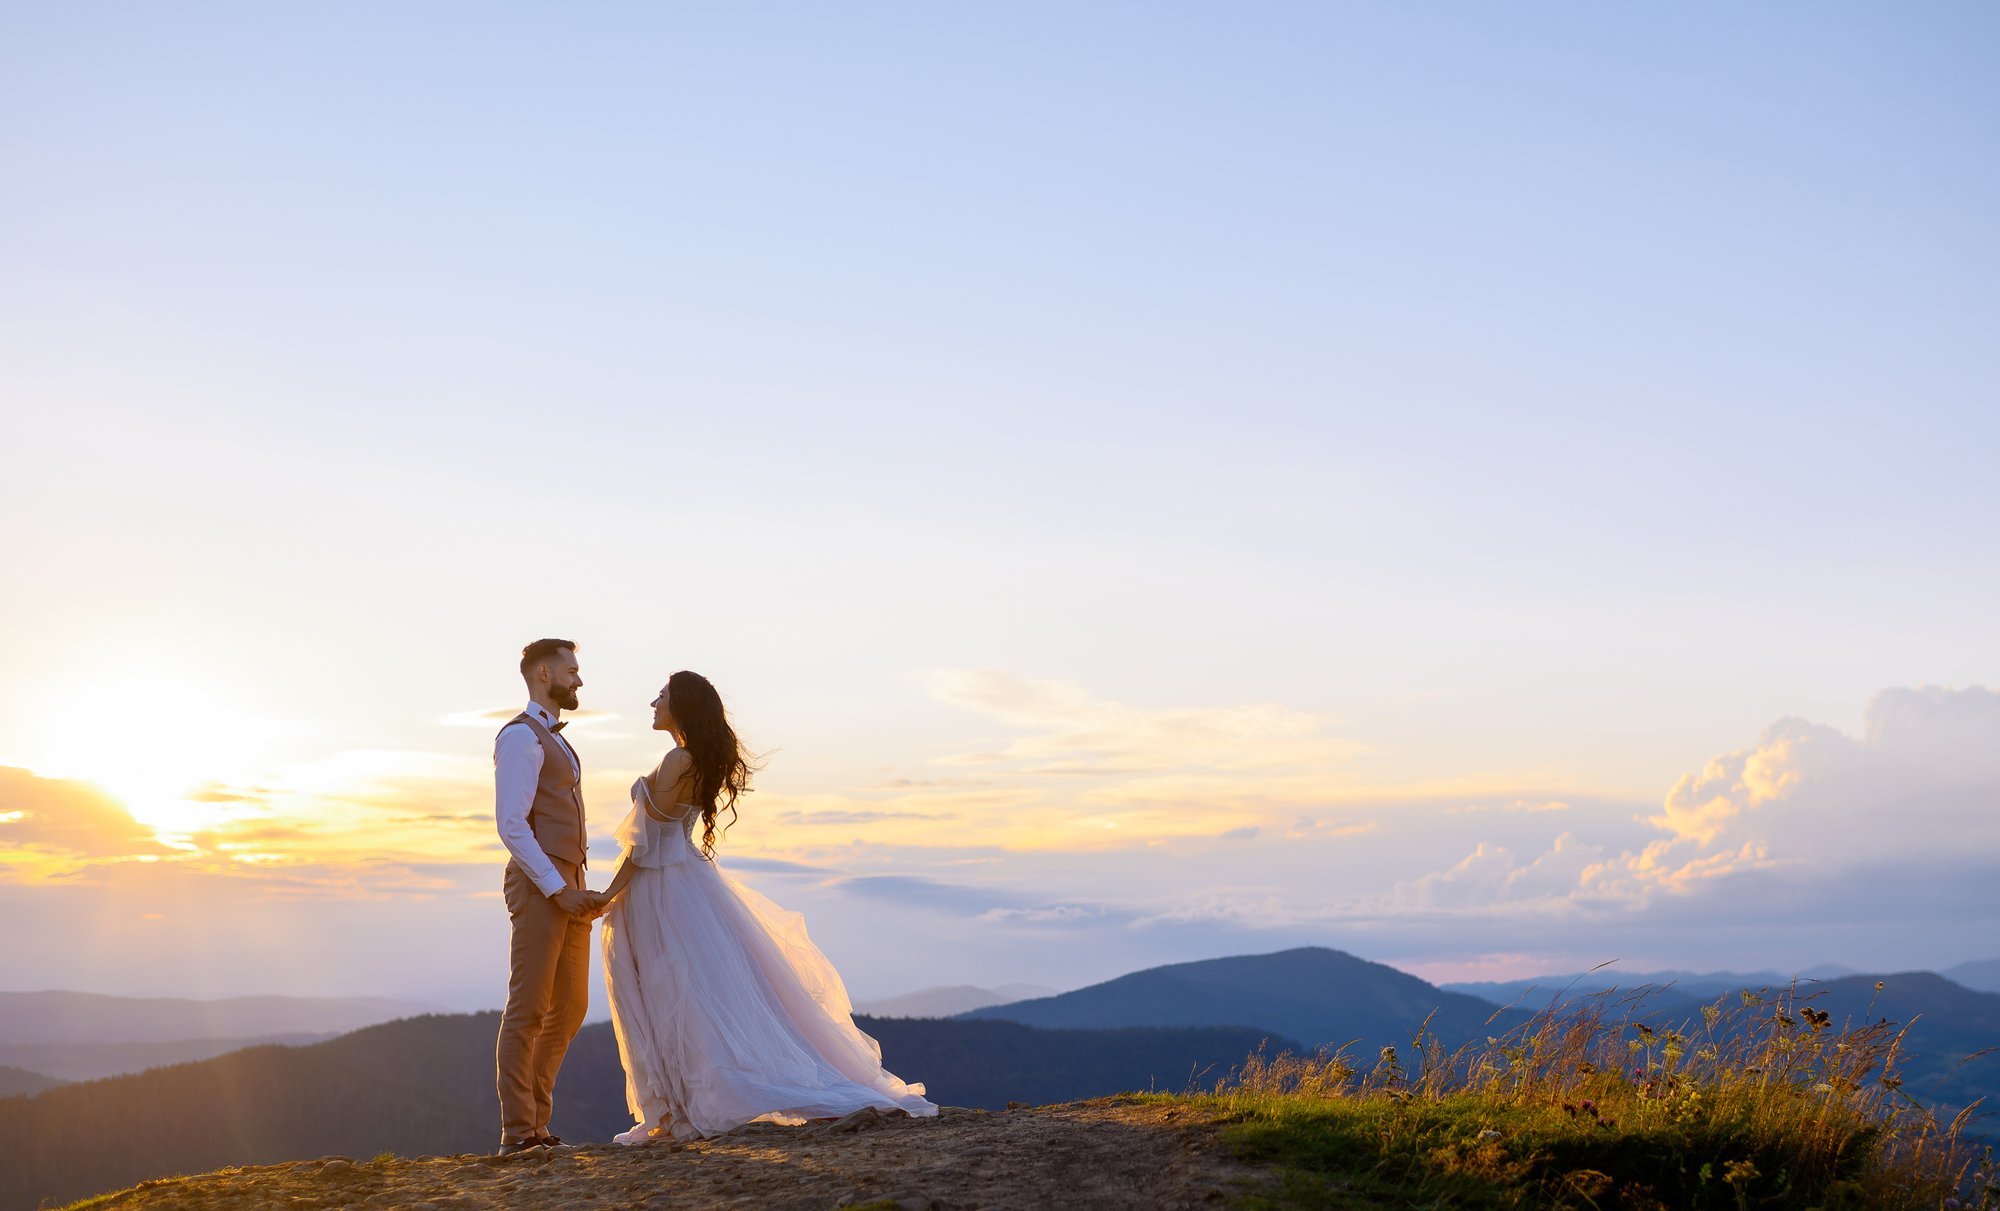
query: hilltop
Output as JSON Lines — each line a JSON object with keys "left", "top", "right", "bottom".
{"left": 52, "top": 1100, "right": 1254, "bottom": 1211}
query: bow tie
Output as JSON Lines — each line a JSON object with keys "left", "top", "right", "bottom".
{"left": 549, "top": 721, "right": 567, "bottom": 733}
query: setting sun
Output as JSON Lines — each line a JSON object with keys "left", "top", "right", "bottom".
{"left": 30, "top": 677, "right": 276, "bottom": 840}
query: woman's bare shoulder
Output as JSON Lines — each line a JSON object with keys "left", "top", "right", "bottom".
{"left": 654, "top": 747, "right": 694, "bottom": 783}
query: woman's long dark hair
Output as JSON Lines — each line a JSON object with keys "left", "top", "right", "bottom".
{"left": 668, "top": 670, "right": 754, "bottom": 859}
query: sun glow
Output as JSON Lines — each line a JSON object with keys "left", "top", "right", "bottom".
{"left": 30, "top": 676, "right": 280, "bottom": 840}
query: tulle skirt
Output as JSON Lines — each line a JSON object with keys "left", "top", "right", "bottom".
{"left": 601, "top": 851, "right": 937, "bottom": 1141}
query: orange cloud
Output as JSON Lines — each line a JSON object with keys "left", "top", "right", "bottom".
{"left": 0, "top": 765, "right": 174, "bottom": 871}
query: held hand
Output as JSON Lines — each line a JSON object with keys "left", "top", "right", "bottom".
{"left": 553, "top": 887, "right": 594, "bottom": 917}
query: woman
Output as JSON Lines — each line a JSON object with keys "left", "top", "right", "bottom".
{"left": 594, "top": 670, "right": 937, "bottom": 1143}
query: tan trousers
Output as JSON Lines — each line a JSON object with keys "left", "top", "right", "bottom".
{"left": 496, "top": 856, "right": 591, "bottom": 1144}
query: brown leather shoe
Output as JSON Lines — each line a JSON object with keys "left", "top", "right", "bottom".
{"left": 495, "top": 1139, "right": 545, "bottom": 1155}
{"left": 536, "top": 1135, "right": 565, "bottom": 1147}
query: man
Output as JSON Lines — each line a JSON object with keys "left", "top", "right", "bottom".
{"left": 493, "top": 637, "right": 600, "bottom": 1154}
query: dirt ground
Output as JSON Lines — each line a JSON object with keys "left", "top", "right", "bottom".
{"left": 71, "top": 1099, "right": 1269, "bottom": 1210}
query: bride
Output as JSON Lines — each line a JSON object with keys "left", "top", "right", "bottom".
{"left": 591, "top": 670, "right": 937, "bottom": 1142}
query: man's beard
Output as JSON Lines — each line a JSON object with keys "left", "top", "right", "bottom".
{"left": 553, "top": 685, "right": 580, "bottom": 712}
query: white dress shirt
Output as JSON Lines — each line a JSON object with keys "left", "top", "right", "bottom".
{"left": 494, "top": 702, "right": 582, "bottom": 898}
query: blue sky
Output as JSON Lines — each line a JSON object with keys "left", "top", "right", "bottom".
{"left": 2, "top": 3, "right": 1995, "bottom": 1005}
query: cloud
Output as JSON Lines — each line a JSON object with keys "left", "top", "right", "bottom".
{"left": 1285, "top": 818, "right": 1379, "bottom": 840}
{"left": 833, "top": 875, "right": 1039, "bottom": 915}
{"left": 977, "top": 904, "right": 1108, "bottom": 925}
{"left": 811, "top": 669, "right": 1390, "bottom": 847}
{"left": 187, "top": 784, "right": 275, "bottom": 804}
{"left": 726, "top": 856, "right": 834, "bottom": 876}
{"left": 1643, "top": 685, "right": 2000, "bottom": 876}
{"left": 1367, "top": 685, "right": 2000, "bottom": 956}
{"left": 776, "top": 809, "right": 957, "bottom": 825}
{"left": 0, "top": 746, "right": 516, "bottom": 889}
{"left": 1392, "top": 833, "right": 1612, "bottom": 913}
{"left": 1447, "top": 799, "right": 1572, "bottom": 815}
{"left": 0, "top": 766, "right": 175, "bottom": 867}
{"left": 923, "top": 669, "right": 1365, "bottom": 777}
{"left": 1130, "top": 894, "right": 1342, "bottom": 930}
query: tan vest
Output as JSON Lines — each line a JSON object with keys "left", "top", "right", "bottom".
{"left": 503, "top": 713, "right": 588, "bottom": 868}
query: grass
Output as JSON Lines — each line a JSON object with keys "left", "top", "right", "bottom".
{"left": 55, "top": 1174, "right": 188, "bottom": 1211}
{"left": 1158, "top": 981, "right": 1997, "bottom": 1209}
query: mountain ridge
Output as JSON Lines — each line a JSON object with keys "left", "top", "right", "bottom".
{"left": 0, "top": 1063, "right": 62, "bottom": 1097}
{"left": 854, "top": 981, "right": 1059, "bottom": 1019}
{"left": 0, "top": 990, "right": 444, "bottom": 1045}
{"left": 962, "top": 946, "right": 1525, "bottom": 1056}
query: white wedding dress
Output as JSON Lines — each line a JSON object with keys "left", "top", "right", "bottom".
{"left": 601, "top": 759, "right": 937, "bottom": 1142}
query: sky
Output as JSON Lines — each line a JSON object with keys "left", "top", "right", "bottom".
{"left": 2, "top": 3, "right": 1996, "bottom": 1011}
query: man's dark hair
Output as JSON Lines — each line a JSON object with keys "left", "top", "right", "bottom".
{"left": 520, "top": 638, "right": 577, "bottom": 677}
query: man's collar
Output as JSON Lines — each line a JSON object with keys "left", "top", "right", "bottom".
{"left": 524, "top": 702, "right": 559, "bottom": 728}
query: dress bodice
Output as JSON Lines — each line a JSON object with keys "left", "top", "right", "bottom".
{"left": 616, "top": 752, "right": 702, "bottom": 868}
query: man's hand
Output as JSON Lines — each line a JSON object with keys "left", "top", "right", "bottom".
{"left": 552, "top": 887, "right": 594, "bottom": 917}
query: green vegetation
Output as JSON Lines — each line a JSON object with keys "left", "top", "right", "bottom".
{"left": 1164, "top": 984, "right": 1996, "bottom": 1209}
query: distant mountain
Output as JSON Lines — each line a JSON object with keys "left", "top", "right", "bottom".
{"left": 0, "top": 1008, "right": 1289, "bottom": 1210}
{"left": 960, "top": 947, "right": 1527, "bottom": 1059}
{"left": 0, "top": 1032, "right": 340, "bottom": 1081}
{"left": 0, "top": 991, "right": 443, "bottom": 1045}
{"left": 856, "top": 982, "right": 1060, "bottom": 1018}
{"left": 1786, "top": 972, "right": 2000, "bottom": 1120}
{"left": 1946, "top": 959, "right": 2000, "bottom": 995}
{"left": 0, "top": 1064, "right": 63, "bottom": 1097}
{"left": 1443, "top": 965, "right": 1859, "bottom": 1008}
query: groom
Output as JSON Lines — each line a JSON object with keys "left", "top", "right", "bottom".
{"left": 492, "top": 637, "right": 600, "bottom": 1154}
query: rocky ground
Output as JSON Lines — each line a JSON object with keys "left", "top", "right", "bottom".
{"left": 65, "top": 1099, "right": 1266, "bottom": 1210}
